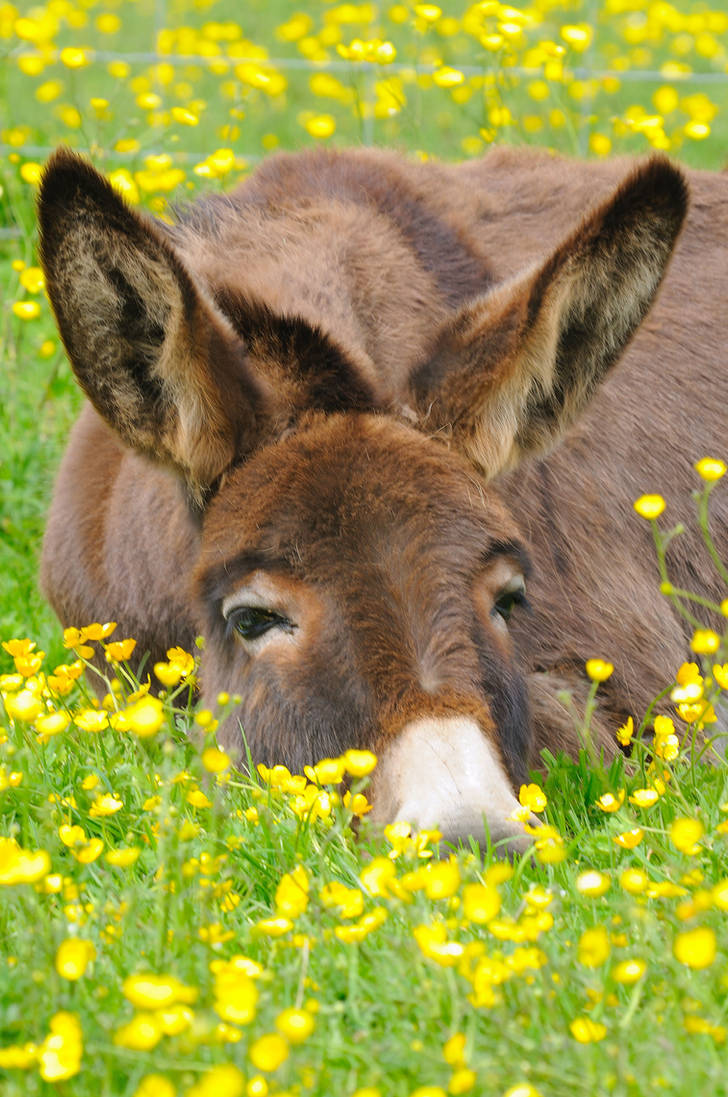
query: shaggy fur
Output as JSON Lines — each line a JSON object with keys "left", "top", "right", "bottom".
{"left": 38, "top": 144, "right": 726, "bottom": 784}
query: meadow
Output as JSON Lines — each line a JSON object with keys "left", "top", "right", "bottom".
{"left": 1, "top": 1, "right": 728, "bottom": 1095}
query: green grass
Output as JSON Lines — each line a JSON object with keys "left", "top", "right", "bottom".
{"left": 0, "top": 655, "right": 727, "bottom": 1097}
{"left": 1, "top": 1, "right": 728, "bottom": 1094}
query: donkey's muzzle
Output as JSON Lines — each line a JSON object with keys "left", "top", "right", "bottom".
{"left": 368, "top": 716, "right": 535, "bottom": 853}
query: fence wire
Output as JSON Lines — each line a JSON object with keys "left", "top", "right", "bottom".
{"left": 2, "top": 0, "right": 727, "bottom": 239}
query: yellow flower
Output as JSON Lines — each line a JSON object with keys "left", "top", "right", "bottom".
{"left": 561, "top": 23, "right": 592, "bottom": 50}
{"left": 2, "top": 637, "right": 35, "bottom": 658}
{"left": 343, "top": 749, "right": 377, "bottom": 777}
{"left": 20, "top": 160, "right": 43, "bottom": 184}
{"left": 629, "top": 788, "right": 660, "bottom": 808}
{"left": 188, "top": 1064, "right": 245, "bottom": 1097}
{"left": 462, "top": 883, "right": 501, "bottom": 924}
{"left": 569, "top": 1016, "right": 607, "bottom": 1043}
{"left": 171, "top": 106, "right": 199, "bottom": 125}
{"left": 36, "top": 711, "right": 71, "bottom": 738}
{"left": 695, "top": 457, "right": 726, "bottom": 481}
{"left": 4, "top": 689, "right": 43, "bottom": 722}
{"left": 13, "top": 649, "right": 44, "bottom": 676}
{"left": 714, "top": 664, "right": 728, "bottom": 690}
{"left": 133, "top": 1076, "right": 176, "bottom": 1097}
{"left": 343, "top": 790, "right": 373, "bottom": 816}
{"left": 275, "top": 1008, "right": 315, "bottom": 1044}
{"left": 575, "top": 871, "right": 610, "bottom": 897}
{"left": 126, "top": 696, "right": 165, "bottom": 738}
{"left": 0, "top": 1044, "right": 37, "bottom": 1068}
{"left": 202, "top": 747, "right": 232, "bottom": 773}
{"left": 596, "top": 790, "right": 625, "bottom": 813}
{"left": 674, "top": 926, "right": 716, "bottom": 969}
{"left": 89, "top": 793, "right": 123, "bottom": 818}
{"left": 712, "top": 880, "right": 728, "bottom": 911}
{"left": 683, "top": 1015, "right": 726, "bottom": 1043}
{"left": 19, "top": 266, "right": 44, "bottom": 293}
{"left": 360, "top": 857, "right": 398, "bottom": 897}
{"left": 123, "top": 974, "right": 197, "bottom": 1010}
{"left": 585, "top": 658, "right": 614, "bottom": 682}
{"left": 60, "top": 47, "right": 90, "bottom": 68}
{"left": 578, "top": 926, "right": 610, "bottom": 967}
{"left": 613, "top": 959, "right": 647, "bottom": 984}
{"left": 75, "top": 709, "right": 109, "bottom": 734}
{"left": 187, "top": 788, "right": 212, "bottom": 809}
{"left": 613, "top": 828, "right": 644, "bottom": 850}
{"left": 320, "top": 881, "right": 364, "bottom": 919}
{"left": 275, "top": 865, "right": 309, "bottom": 919}
{"left": 38, "top": 1012, "right": 83, "bottom": 1082}
{"left": 443, "top": 1032, "right": 467, "bottom": 1066}
{"left": 304, "top": 113, "right": 336, "bottom": 139}
{"left": 448, "top": 1069, "right": 477, "bottom": 1094}
{"left": 433, "top": 66, "right": 464, "bottom": 88}
{"left": 414, "top": 4, "right": 442, "bottom": 19}
{"left": 114, "top": 1013, "right": 163, "bottom": 1051}
{"left": 619, "top": 868, "right": 648, "bottom": 894}
{"left": 255, "top": 917, "right": 293, "bottom": 937}
{"left": 533, "top": 826, "right": 566, "bottom": 864}
{"left": 154, "top": 662, "right": 183, "bottom": 687}
{"left": 424, "top": 857, "right": 461, "bottom": 900}
{"left": 58, "top": 825, "right": 85, "bottom": 848}
{"left": 106, "top": 638, "right": 137, "bottom": 662}
{"left": 249, "top": 1033, "right": 289, "bottom": 1072}
{"left": 670, "top": 817, "right": 704, "bottom": 854}
{"left": 55, "top": 938, "right": 96, "bottom": 980}
{"left": 305, "top": 757, "right": 346, "bottom": 785}
{"left": 518, "top": 783, "right": 547, "bottom": 812}
{"left": 690, "top": 629, "right": 721, "bottom": 655}
{"left": 106, "top": 847, "right": 141, "bottom": 867}
{"left": 0, "top": 837, "right": 51, "bottom": 885}
{"left": 413, "top": 923, "right": 464, "bottom": 966}
{"left": 74, "top": 838, "right": 104, "bottom": 864}
{"left": 335, "top": 908, "right": 388, "bottom": 944}
{"left": 502, "top": 1086, "right": 544, "bottom": 1097}
{"left": 616, "top": 716, "right": 634, "bottom": 746}
{"left": 633, "top": 494, "right": 665, "bottom": 519}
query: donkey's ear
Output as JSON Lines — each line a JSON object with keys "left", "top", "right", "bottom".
{"left": 412, "top": 157, "right": 688, "bottom": 479}
{"left": 38, "top": 148, "right": 268, "bottom": 502}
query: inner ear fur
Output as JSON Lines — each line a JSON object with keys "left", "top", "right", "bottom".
{"left": 38, "top": 148, "right": 268, "bottom": 500}
{"left": 412, "top": 157, "right": 688, "bottom": 480}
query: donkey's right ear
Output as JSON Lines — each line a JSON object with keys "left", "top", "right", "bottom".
{"left": 38, "top": 148, "right": 268, "bottom": 503}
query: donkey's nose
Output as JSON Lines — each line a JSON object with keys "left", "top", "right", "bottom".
{"left": 368, "top": 716, "right": 535, "bottom": 854}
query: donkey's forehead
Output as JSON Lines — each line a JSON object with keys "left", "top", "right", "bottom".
{"left": 198, "top": 414, "right": 526, "bottom": 575}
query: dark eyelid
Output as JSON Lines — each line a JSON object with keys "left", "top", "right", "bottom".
{"left": 480, "top": 538, "right": 532, "bottom": 579}
{"left": 226, "top": 606, "right": 296, "bottom": 642}
{"left": 200, "top": 553, "right": 300, "bottom": 619}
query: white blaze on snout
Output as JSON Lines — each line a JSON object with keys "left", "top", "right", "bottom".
{"left": 369, "top": 717, "right": 533, "bottom": 852}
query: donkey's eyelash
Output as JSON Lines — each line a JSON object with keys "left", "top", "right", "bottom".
{"left": 225, "top": 606, "right": 294, "bottom": 642}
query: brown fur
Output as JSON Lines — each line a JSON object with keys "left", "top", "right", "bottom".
{"left": 39, "top": 145, "right": 726, "bottom": 795}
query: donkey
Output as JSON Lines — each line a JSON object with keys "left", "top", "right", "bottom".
{"left": 38, "top": 145, "right": 727, "bottom": 849}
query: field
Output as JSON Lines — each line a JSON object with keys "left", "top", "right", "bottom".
{"left": 1, "top": 2, "right": 728, "bottom": 1095}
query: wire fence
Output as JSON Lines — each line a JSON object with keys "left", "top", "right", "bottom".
{"left": 2, "top": 0, "right": 727, "bottom": 240}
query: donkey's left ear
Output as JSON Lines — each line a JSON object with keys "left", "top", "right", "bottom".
{"left": 411, "top": 157, "right": 688, "bottom": 479}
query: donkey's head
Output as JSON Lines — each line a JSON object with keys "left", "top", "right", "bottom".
{"left": 38, "top": 149, "right": 687, "bottom": 850}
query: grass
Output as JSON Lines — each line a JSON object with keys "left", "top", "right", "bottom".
{"left": 1, "top": 1, "right": 728, "bottom": 1095}
{"left": 0, "top": 645, "right": 727, "bottom": 1097}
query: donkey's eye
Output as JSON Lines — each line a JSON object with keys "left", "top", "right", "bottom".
{"left": 228, "top": 607, "right": 292, "bottom": 641}
{"left": 492, "top": 581, "right": 528, "bottom": 623}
